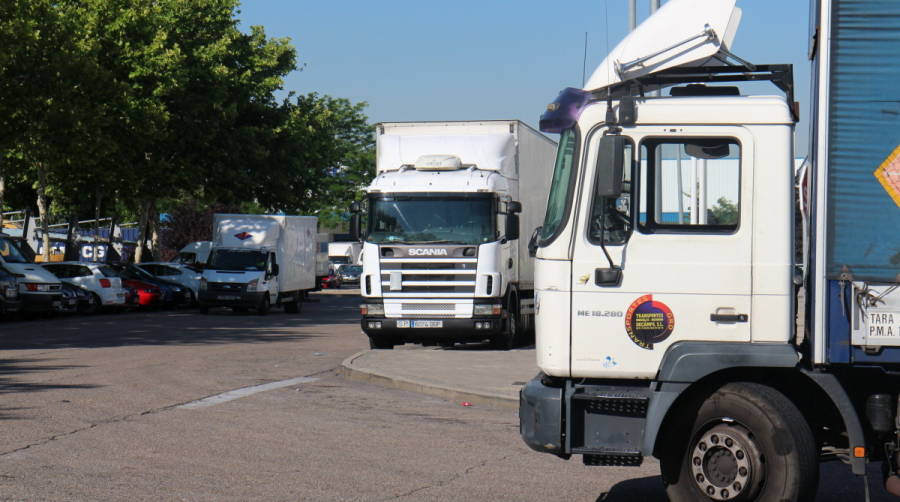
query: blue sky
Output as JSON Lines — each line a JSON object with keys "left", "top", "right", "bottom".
{"left": 238, "top": 0, "right": 811, "bottom": 154}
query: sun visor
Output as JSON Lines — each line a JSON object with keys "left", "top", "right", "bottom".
{"left": 584, "top": 0, "right": 741, "bottom": 91}
{"left": 376, "top": 134, "right": 516, "bottom": 174}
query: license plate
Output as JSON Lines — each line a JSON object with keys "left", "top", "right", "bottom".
{"left": 218, "top": 295, "right": 240, "bottom": 301}
{"left": 867, "top": 310, "right": 900, "bottom": 339}
{"left": 394, "top": 320, "right": 443, "bottom": 328}
{"left": 5, "top": 287, "right": 15, "bottom": 298}
{"left": 52, "top": 301, "right": 61, "bottom": 308}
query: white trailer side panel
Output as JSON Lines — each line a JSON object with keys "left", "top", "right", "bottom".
{"left": 514, "top": 123, "right": 558, "bottom": 290}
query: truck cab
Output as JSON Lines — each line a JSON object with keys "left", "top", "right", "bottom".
{"left": 357, "top": 121, "right": 556, "bottom": 350}
{"left": 519, "top": 1, "right": 900, "bottom": 500}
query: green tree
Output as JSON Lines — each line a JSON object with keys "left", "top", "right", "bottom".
{"left": 708, "top": 197, "right": 738, "bottom": 225}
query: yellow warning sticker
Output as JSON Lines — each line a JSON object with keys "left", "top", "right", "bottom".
{"left": 875, "top": 145, "right": 900, "bottom": 208}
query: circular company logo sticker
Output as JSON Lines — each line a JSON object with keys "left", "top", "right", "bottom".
{"left": 624, "top": 294, "right": 675, "bottom": 350}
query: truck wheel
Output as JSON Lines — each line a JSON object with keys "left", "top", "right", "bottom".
{"left": 284, "top": 294, "right": 302, "bottom": 313}
{"left": 662, "top": 382, "right": 818, "bottom": 502}
{"left": 257, "top": 295, "right": 270, "bottom": 316}
{"left": 368, "top": 335, "right": 395, "bottom": 350}
{"left": 490, "top": 292, "right": 519, "bottom": 350}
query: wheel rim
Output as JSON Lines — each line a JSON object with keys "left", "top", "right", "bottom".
{"left": 689, "top": 424, "right": 762, "bottom": 501}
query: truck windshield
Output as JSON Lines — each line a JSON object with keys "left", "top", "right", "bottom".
{"left": 367, "top": 196, "right": 495, "bottom": 245}
{"left": 207, "top": 249, "right": 267, "bottom": 271}
{"left": 0, "top": 236, "right": 28, "bottom": 264}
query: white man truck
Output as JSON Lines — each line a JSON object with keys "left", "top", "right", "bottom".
{"left": 198, "top": 214, "right": 316, "bottom": 315}
{"left": 354, "top": 121, "right": 557, "bottom": 349}
{"left": 519, "top": 0, "right": 900, "bottom": 500}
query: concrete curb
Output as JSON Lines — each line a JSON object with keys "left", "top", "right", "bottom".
{"left": 339, "top": 351, "right": 518, "bottom": 410}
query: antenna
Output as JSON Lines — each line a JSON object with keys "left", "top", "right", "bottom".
{"left": 582, "top": 32, "right": 588, "bottom": 87}
{"left": 604, "top": 0, "right": 611, "bottom": 87}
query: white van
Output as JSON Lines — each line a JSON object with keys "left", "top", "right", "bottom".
{"left": 0, "top": 234, "right": 62, "bottom": 313}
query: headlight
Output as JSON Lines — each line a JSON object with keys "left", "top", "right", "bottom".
{"left": 247, "top": 278, "right": 259, "bottom": 290}
{"left": 360, "top": 303, "right": 384, "bottom": 316}
{"left": 474, "top": 304, "right": 502, "bottom": 316}
{"left": 199, "top": 277, "right": 208, "bottom": 290}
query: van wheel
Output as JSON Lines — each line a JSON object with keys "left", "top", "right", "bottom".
{"left": 284, "top": 294, "right": 302, "bottom": 313}
{"left": 662, "top": 382, "right": 818, "bottom": 502}
{"left": 257, "top": 295, "right": 270, "bottom": 316}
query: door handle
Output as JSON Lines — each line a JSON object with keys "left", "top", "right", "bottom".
{"left": 710, "top": 313, "right": 748, "bottom": 323}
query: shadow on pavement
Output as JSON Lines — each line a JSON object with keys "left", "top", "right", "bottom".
{"left": 0, "top": 290, "right": 361, "bottom": 351}
{"left": 595, "top": 476, "right": 666, "bottom": 502}
{"left": 0, "top": 358, "right": 99, "bottom": 419}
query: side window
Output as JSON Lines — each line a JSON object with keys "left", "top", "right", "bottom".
{"left": 588, "top": 141, "right": 634, "bottom": 245}
{"left": 639, "top": 139, "right": 740, "bottom": 233}
{"left": 77, "top": 266, "right": 92, "bottom": 277}
{"left": 47, "top": 266, "right": 66, "bottom": 278}
{"left": 160, "top": 266, "right": 179, "bottom": 276}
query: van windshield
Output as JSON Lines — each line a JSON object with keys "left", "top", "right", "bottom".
{"left": 367, "top": 196, "right": 495, "bottom": 245}
{"left": 207, "top": 249, "right": 267, "bottom": 271}
{"left": 0, "top": 236, "right": 28, "bottom": 264}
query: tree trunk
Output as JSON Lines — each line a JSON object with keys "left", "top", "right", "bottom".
{"left": 134, "top": 198, "right": 152, "bottom": 263}
{"left": 35, "top": 162, "right": 51, "bottom": 262}
{"left": 149, "top": 200, "right": 159, "bottom": 260}
{"left": 94, "top": 188, "right": 102, "bottom": 262}
{"left": 0, "top": 159, "right": 5, "bottom": 231}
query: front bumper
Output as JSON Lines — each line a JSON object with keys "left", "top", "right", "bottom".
{"left": 360, "top": 316, "right": 503, "bottom": 340}
{"left": 519, "top": 373, "right": 566, "bottom": 457}
{"left": 199, "top": 290, "right": 266, "bottom": 308}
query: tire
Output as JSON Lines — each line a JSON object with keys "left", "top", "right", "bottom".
{"left": 662, "top": 382, "right": 818, "bottom": 502}
{"left": 368, "top": 335, "right": 395, "bottom": 350}
{"left": 490, "top": 292, "right": 519, "bottom": 350}
{"left": 284, "top": 294, "right": 301, "bottom": 313}
{"left": 81, "top": 293, "right": 100, "bottom": 315}
{"left": 257, "top": 295, "right": 270, "bottom": 316}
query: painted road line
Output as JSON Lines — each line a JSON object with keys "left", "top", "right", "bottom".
{"left": 178, "top": 376, "right": 319, "bottom": 410}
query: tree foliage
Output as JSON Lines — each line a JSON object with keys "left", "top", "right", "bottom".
{"left": 0, "top": 0, "right": 374, "bottom": 260}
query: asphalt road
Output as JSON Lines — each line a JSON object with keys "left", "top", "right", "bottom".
{"left": 0, "top": 290, "right": 891, "bottom": 501}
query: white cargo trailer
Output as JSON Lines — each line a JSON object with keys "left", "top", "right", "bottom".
{"left": 355, "top": 120, "right": 557, "bottom": 349}
{"left": 198, "top": 214, "right": 317, "bottom": 314}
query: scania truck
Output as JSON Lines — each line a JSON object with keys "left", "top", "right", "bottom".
{"left": 355, "top": 121, "right": 556, "bottom": 349}
{"left": 519, "top": 0, "right": 900, "bottom": 500}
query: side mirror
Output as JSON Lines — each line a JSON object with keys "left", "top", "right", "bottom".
{"left": 350, "top": 213, "right": 361, "bottom": 241}
{"left": 595, "top": 135, "right": 625, "bottom": 197}
{"left": 528, "top": 226, "right": 541, "bottom": 257}
{"left": 507, "top": 201, "right": 522, "bottom": 214}
{"left": 506, "top": 214, "right": 520, "bottom": 241}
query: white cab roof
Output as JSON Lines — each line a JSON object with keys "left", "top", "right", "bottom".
{"left": 585, "top": 0, "right": 740, "bottom": 91}
{"left": 580, "top": 95, "right": 793, "bottom": 127}
{"left": 367, "top": 167, "right": 509, "bottom": 194}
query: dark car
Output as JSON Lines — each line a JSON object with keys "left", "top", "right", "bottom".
{"left": 337, "top": 265, "right": 362, "bottom": 284}
{"left": 56, "top": 283, "right": 83, "bottom": 314}
{"left": 0, "top": 266, "right": 21, "bottom": 317}
{"left": 110, "top": 264, "right": 191, "bottom": 308}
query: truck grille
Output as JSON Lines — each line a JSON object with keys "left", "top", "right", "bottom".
{"left": 380, "top": 258, "right": 477, "bottom": 296}
{"left": 209, "top": 282, "right": 246, "bottom": 293}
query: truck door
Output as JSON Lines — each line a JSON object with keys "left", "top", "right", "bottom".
{"left": 570, "top": 127, "right": 753, "bottom": 378}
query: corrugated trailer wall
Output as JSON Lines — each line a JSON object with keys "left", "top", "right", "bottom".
{"left": 827, "top": 0, "right": 900, "bottom": 282}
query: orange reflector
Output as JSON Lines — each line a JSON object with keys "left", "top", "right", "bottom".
{"left": 853, "top": 447, "right": 866, "bottom": 458}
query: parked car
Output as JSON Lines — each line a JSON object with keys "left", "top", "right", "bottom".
{"left": 121, "top": 279, "right": 162, "bottom": 307}
{"left": 0, "top": 265, "right": 21, "bottom": 317}
{"left": 56, "top": 283, "right": 83, "bottom": 314}
{"left": 337, "top": 264, "right": 362, "bottom": 284}
{"left": 110, "top": 264, "right": 192, "bottom": 308}
{"left": 320, "top": 272, "right": 343, "bottom": 289}
{"left": 41, "top": 262, "right": 128, "bottom": 309}
{"left": 132, "top": 262, "right": 201, "bottom": 301}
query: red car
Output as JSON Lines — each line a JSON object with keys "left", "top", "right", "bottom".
{"left": 320, "top": 273, "right": 343, "bottom": 289}
{"left": 122, "top": 279, "right": 162, "bottom": 307}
